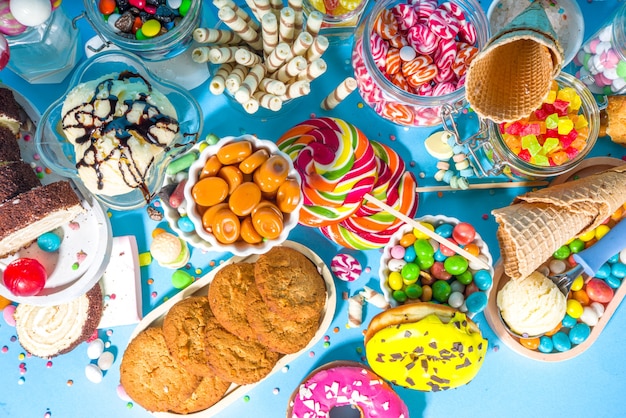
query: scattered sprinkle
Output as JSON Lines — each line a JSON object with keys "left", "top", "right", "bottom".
{"left": 44, "top": 411, "right": 51, "bottom": 418}
{"left": 147, "top": 278, "right": 154, "bottom": 285}
{"left": 323, "top": 342, "right": 330, "bottom": 348}
{"left": 333, "top": 327, "right": 339, "bottom": 333}
{"left": 282, "top": 366, "right": 289, "bottom": 373}
{"left": 67, "top": 380, "right": 73, "bottom": 386}
{"left": 243, "top": 395, "right": 250, "bottom": 403}
{"left": 151, "top": 292, "right": 158, "bottom": 298}
{"left": 68, "top": 221, "right": 80, "bottom": 230}
{"left": 272, "top": 388, "right": 280, "bottom": 395}
{"left": 46, "top": 361, "right": 53, "bottom": 368}
{"left": 18, "top": 353, "right": 25, "bottom": 360}
{"left": 308, "top": 351, "right": 315, "bottom": 358}
{"left": 389, "top": 135, "right": 396, "bottom": 141}
{"left": 1, "top": 346, "right": 7, "bottom": 353}
{"left": 18, "top": 377, "right": 25, "bottom": 385}
{"left": 71, "top": 262, "right": 80, "bottom": 271}
{"left": 106, "top": 329, "right": 113, "bottom": 337}
{"left": 482, "top": 214, "right": 489, "bottom": 220}
{"left": 126, "top": 402, "right": 133, "bottom": 409}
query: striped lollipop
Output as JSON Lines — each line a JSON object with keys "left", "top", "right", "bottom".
{"left": 277, "top": 117, "right": 378, "bottom": 227}
{"left": 321, "top": 141, "right": 418, "bottom": 250}
{"left": 0, "top": 0, "right": 27, "bottom": 36}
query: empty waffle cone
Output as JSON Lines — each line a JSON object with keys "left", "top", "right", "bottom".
{"left": 465, "top": 2, "right": 564, "bottom": 123}
{"left": 492, "top": 164, "right": 626, "bottom": 281}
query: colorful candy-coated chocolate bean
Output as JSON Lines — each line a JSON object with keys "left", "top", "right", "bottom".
{"left": 37, "top": 232, "right": 61, "bottom": 252}
{"left": 171, "top": 270, "right": 193, "bottom": 289}
{"left": 604, "top": 274, "right": 621, "bottom": 289}
{"left": 580, "top": 306, "right": 599, "bottom": 327}
{"left": 392, "top": 289, "right": 407, "bottom": 303}
{"left": 390, "top": 244, "right": 405, "bottom": 259}
{"left": 192, "top": 177, "right": 229, "bottom": 207}
{"left": 434, "top": 223, "right": 453, "bottom": 238}
{"left": 586, "top": 278, "right": 614, "bottom": 303}
{"left": 465, "top": 291, "right": 487, "bottom": 314}
{"left": 571, "top": 275, "right": 584, "bottom": 292}
{"left": 177, "top": 215, "right": 195, "bottom": 233}
{"left": 387, "top": 258, "right": 406, "bottom": 272}
{"left": 472, "top": 270, "right": 492, "bottom": 291}
{"left": 98, "top": 0, "right": 116, "bottom": 15}
{"left": 142, "top": 19, "right": 161, "bottom": 38}
{"left": 216, "top": 141, "right": 253, "bottom": 165}
{"left": 430, "top": 261, "right": 451, "bottom": 281}
{"left": 413, "top": 239, "right": 434, "bottom": 258}
{"left": 179, "top": 0, "right": 191, "bottom": 15}
{"left": 552, "top": 245, "right": 571, "bottom": 260}
{"left": 572, "top": 289, "right": 590, "bottom": 306}
{"left": 537, "top": 336, "right": 554, "bottom": 353}
{"left": 399, "top": 233, "right": 415, "bottom": 247}
{"left": 416, "top": 255, "right": 434, "bottom": 270}
{"left": 595, "top": 263, "right": 611, "bottom": 279}
{"left": 212, "top": 207, "right": 241, "bottom": 244}
{"left": 443, "top": 254, "right": 468, "bottom": 275}
{"left": 561, "top": 314, "right": 577, "bottom": 328}
{"left": 400, "top": 262, "right": 419, "bottom": 281}
{"left": 432, "top": 280, "right": 451, "bottom": 302}
{"left": 455, "top": 270, "right": 473, "bottom": 285}
{"left": 3, "top": 258, "right": 47, "bottom": 297}
{"left": 611, "top": 262, "right": 626, "bottom": 278}
{"left": 448, "top": 291, "right": 464, "bottom": 308}
{"left": 568, "top": 238, "right": 585, "bottom": 253}
{"left": 388, "top": 271, "right": 404, "bottom": 290}
{"left": 552, "top": 331, "right": 572, "bottom": 352}
{"left": 569, "top": 323, "right": 591, "bottom": 345}
{"left": 439, "top": 238, "right": 458, "bottom": 257}
{"left": 450, "top": 280, "right": 465, "bottom": 293}
{"left": 566, "top": 299, "right": 584, "bottom": 319}
{"left": 452, "top": 222, "right": 476, "bottom": 245}
{"left": 403, "top": 245, "right": 417, "bottom": 262}
{"left": 519, "top": 337, "right": 540, "bottom": 350}
{"left": 405, "top": 283, "right": 422, "bottom": 299}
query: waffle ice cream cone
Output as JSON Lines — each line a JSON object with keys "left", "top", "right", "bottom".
{"left": 465, "top": 2, "right": 564, "bottom": 123}
{"left": 492, "top": 164, "right": 626, "bottom": 281}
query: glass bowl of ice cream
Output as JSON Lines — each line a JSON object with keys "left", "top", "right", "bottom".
{"left": 35, "top": 50, "right": 203, "bottom": 211}
{"left": 183, "top": 135, "right": 303, "bottom": 257}
{"left": 378, "top": 214, "right": 494, "bottom": 318}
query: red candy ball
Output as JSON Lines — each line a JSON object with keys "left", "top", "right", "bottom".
{"left": 452, "top": 222, "right": 476, "bottom": 246}
{"left": 3, "top": 258, "right": 47, "bottom": 297}
{"left": 585, "top": 278, "right": 613, "bottom": 304}
{"left": 439, "top": 238, "right": 459, "bottom": 257}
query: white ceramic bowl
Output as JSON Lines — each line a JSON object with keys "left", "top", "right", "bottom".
{"left": 379, "top": 215, "right": 494, "bottom": 317}
{"left": 183, "top": 135, "right": 302, "bottom": 256}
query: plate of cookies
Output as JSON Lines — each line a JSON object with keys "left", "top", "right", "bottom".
{"left": 0, "top": 85, "right": 112, "bottom": 306}
{"left": 120, "top": 241, "right": 336, "bottom": 416}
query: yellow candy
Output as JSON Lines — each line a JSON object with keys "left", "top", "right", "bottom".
{"left": 578, "top": 229, "right": 596, "bottom": 242}
{"left": 571, "top": 275, "right": 584, "bottom": 292}
{"left": 310, "top": 0, "right": 326, "bottom": 13}
{"left": 566, "top": 299, "right": 583, "bottom": 319}
{"left": 138, "top": 252, "right": 153, "bottom": 267}
{"left": 595, "top": 224, "right": 610, "bottom": 240}
{"left": 388, "top": 271, "right": 404, "bottom": 291}
{"left": 544, "top": 89, "right": 557, "bottom": 104}
{"left": 413, "top": 222, "right": 434, "bottom": 240}
{"left": 339, "top": 0, "right": 362, "bottom": 11}
{"left": 142, "top": 19, "right": 162, "bottom": 38}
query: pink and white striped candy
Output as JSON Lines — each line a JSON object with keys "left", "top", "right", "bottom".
{"left": 331, "top": 253, "right": 362, "bottom": 282}
{"left": 371, "top": 31, "right": 390, "bottom": 70}
{"left": 406, "top": 24, "right": 439, "bottom": 56}
{"left": 432, "top": 81, "right": 456, "bottom": 96}
{"left": 434, "top": 64, "right": 456, "bottom": 83}
{"left": 391, "top": 3, "right": 419, "bottom": 31}
{"left": 416, "top": 82, "right": 434, "bottom": 96}
{"left": 427, "top": 8, "right": 460, "bottom": 40}
{"left": 439, "top": 1, "right": 466, "bottom": 22}
{"left": 415, "top": 0, "right": 437, "bottom": 22}
{"left": 433, "top": 37, "right": 457, "bottom": 70}
{"left": 458, "top": 18, "right": 477, "bottom": 45}
{"left": 452, "top": 42, "right": 478, "bottom": 77}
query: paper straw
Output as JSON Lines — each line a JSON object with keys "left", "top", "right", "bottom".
{"left": 261, "top": 12, "right": 279, "bottom": 58}
{"left": 235, "top": 63, "right": 266, "bottom": 103}
{"left": 297, "top": 58, "right": 327, "bottom": 81}
{"left": 235, "top": 49, "right": 263, "bottom": 66}
{"left": 258, "top": 77, "right": 287, "bottom": 96}
{"left": 192, "top": 28, "right": 241, "bottom": 44}
{"left": 279, "top": 7, "right": 296, "bottom": 45}
{"left": 321, "top": 76, "right": 357, "bottom": 110}
{"left": 209, "top": 62, "right": 235, "bottom": 95}
{"left": 253, "top": 91, "right": 283, "bottom": 111}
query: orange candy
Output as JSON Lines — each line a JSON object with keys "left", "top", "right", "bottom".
{"left": 240, "top": 217, "right": 264, "bottom": 244}
{"left": 519, "top": 337, "right": 540, "bottom": 350}
{"left": 98, "top": 0, "right": 116, "bottom": 15}
{"left": 201, "top": 203, "right": 229, "bottom": 231}
{"left": 464, "top": 243, "right": 481, "bottom": 257}
{"left": 252, "top": 202, "right": 284, "bottom": 239}
{"left": 239, "top": 149, "right": 269, "bottom": 174}
{"left": 253, "top": 155, "right": 290, "bottom": 193}
{"left": 544, "top": 322, "right": 563, "bottom": 337}
{"left": 201, "top": 155, "right": 222, "bottom": 178}
{"left": 218, "top": 165, "right": 243, "bottom": 194}
{"left": 572, "top": 289, "right": 590, "bottom": 306}
{"left": 216, "top": 140, "right": 252, "bottom": 165}
{"left": 229, "top": 182, "right": 262, "bottom": 217}
{"left": 211, "top": 208, "right": 241, "bottom": 244}
{"left": 275, "top": 179, "right": 301, "bottom": 213}
{"left": 192, "top": 177, "right": 229, "bottom": 207}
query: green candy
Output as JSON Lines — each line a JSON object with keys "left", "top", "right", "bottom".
{"left": 416, "top": 255, "right": 434, "bottom": 270}
{"left": 401, "top": 263, "right": 420, "bottom": 281}
{"left": 432, "top": 280, "right": 452, "bottom": 303}
{"left": 405, "top": 284, "right": 423, "bottom": 299}
{"left": 455, "top": 270, "right": 473, "bottom": 285}
{"left": 179, "top": 0, "right": 192, "bottom": 15}
{"left": 172, "top": 270, "right": 194, "bottom": 289}
{"left": 617, "top": 61, "right": 626, "bottom": 78}
{"left": 413, "top": 239, "right": 434, "bottom": 258}
{"left": 569, "top": 238, "right": 585, "bottom": 254}
{"left": 553, "top": 245, "right": 571, "bottom": 260}
{"left": 135, "top": 29, "right": 147, "bottom": 40}
{"left": 392, "top": 289, "right": 408, "bottom": 303}
{"left": 205, "top": 133, "right": 220, "bottom": 145}
{"left": 166, "top": 151, "right": 199, "bottom": 175}
{"left": 444, "top": 255, "right": 469, "bottom": 276}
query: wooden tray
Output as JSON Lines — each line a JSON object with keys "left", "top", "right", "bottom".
{"left": 128, "top": 241, "right": 337, "bottom": 417}
{"left": 484, "top": 157, "right": 626, "bottom": 361}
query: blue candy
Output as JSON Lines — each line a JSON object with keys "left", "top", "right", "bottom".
{"left": 538, "top": 336, "right": 554, "bottom": 353}
{"left": 435, "top": 223, "right": 453, "bottom": 238}
{"left": 403, "top": 245, "right": 417, "bottom": 263}
{"left": 434, "top": 249, "right": 447, "bottom": 262}
{"left": 465, "top": 291, "right": 487, "bottom": 314}
{"left": 552, "top": 331, "right": 572, "bottom": 352}
{"left": 595, "top": 263, "right": 611, "bottom": 279}
{"left": 473, "top": 270, "right": 493, "bottom": 291}
{"left": 611, "top": 262, "right": 626, "bottom": 279}
{"left": 569, "top": 323, "right": 591, "bottom": 345}
{"left": 562, "top": 314, "right": 577, "bottom": 328}
{"left": 37, "top": 232, "right": 61, "bottom": 252}
{"left": 177, "top": 216, "right": 196, "bottom": 233}
{"left": 607, "top": 253, "right": 620, "bottom": 264}
{"left": 605, "top": 274, "right": 622, "bottom": 289}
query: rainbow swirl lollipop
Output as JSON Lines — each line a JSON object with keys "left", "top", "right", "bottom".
{"left": 277, "top": 117, "right": 378, "bottom": 227}
{"left": 321, "top": 141, "right": 419, "bottom": 250}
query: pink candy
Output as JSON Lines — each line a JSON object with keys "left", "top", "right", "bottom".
{"left": 428, "top": 8, "right": 460, "bottom": 40}
{"left": 406, "top": 24, "right": 439, "bottom": 55}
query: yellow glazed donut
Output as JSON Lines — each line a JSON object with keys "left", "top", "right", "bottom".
{"left": 364, "top": 303, "right": 487, "bottom": 392}
{"left": 286, "top": 360, "right": 408, "bottom": 418}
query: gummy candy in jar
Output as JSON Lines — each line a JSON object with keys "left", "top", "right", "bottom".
{"left": 351, "top": 0, "right": 490, "bottom": 127}
{"left": 570, "top": 3, "right": 626, "bottom": 96}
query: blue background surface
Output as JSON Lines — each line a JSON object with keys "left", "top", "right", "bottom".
{"left": 1, "top": 1, "right": 626, "bottom": 417}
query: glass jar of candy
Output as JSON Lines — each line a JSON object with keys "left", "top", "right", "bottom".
{"left": 5, "top": 7, "right": 79, "bottom": 84}
{"left": 570, "top": 3, "right": 626, "bottom": 96}
{"left": 351, "top": 0, "right": 489, "bottom": 127}
{"left": 302, "top": 0, "right": 370, "bottom": 45}
{"left": 478, "top": 72, "right": 600, "bottom": 178}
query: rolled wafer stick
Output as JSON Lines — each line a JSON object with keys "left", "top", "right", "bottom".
{"left": 261, "top": 13, "right": 279, "bottom": 58}
{"left": 241, "top": 0, "right": 261, "bottom": 20}
{"left": 235, "top": 63, "right": 266, "bottom": 103}
{"left": 193, "top": 28, "right": 242, "bottom": 44}
{"left": 279, "top": 7, "right": 296, "bottom": 45}
{"left": 252, "top": 0, "right": 272, "bottom": 19}
{"left": 291, "top": 31, "right": 313, "bottom": 56}
{"left": 209, "top": 62, "right": 235, "bottom": 95}
{"left": 207, "top": 46, "right": 241, "bottom": 64}
{"left": 253, "top": 90, "right": 283, "bottom": 111}
{"left": 218, "top": 7, "right": 263, "bottom": 51}
{"left": 306, "top": 35, "right": 329, "bottom": 62}
{"left": 235, "top": 49, "right": 263, "bottom": 67}
{"left": 273, "top": 55, "right": 308, "bottom": 82}
{"left": 347, "top": 294, "right": 364, "bottom": 328}
{"left": 265, "top": 42, "right": 293, "bottom": 73}
{"left": 225, "top": 64, "right": 249, "bottom": 93}
{"left": 280, "top": 79, "right": 310, "bottom": 100}
{"left": 259, "top": 77, "right": 287, "bottom": 96}
{"left": 297, "top": 58, "right": 327, "bottom": 81}
{"left": 270, "top": 0, "right": 283, "bottom": 14}
{"left": 243, "top": 97, "right": 260, "bottom": 114}
{"left": 258, "top": 77, "right": 287, "bottom": 95}
{"left": 305, "top": 10, "right": 324, "bottom": 37}
{"left": 191, "top": 46, "right": 213, "bottom": 63}
{"left": 288, "top": 0, "right": 304, "bottom": 33}
{"left": 213, "top": 0, "right": 260, "bottom": 32}
{"left": 364, "top": 193, "right": 491, "bottom": 270}
{"left": 360, "top": 286, "right": 391, "bottom": 310}
{"left": 321, "top": 76, "right": 357, "bottom": 110}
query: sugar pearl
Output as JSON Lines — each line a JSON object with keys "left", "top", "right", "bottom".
{"left": 399, "top": 46, "right": 417, "bottom": 61}
{"left": 87, "top": 339, "right": 104, "bottom": 360}
{"left": 85, "top": 364, "right": 103, "bottom": 384}
{"left": 97, "top": 351, "right": 115, "bottom": 371}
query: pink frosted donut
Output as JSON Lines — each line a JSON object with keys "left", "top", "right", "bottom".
{"left": 287, "top": 361, "right": 409, "bottom": 418}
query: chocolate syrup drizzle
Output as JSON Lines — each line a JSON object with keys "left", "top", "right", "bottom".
{"left": 61, "top": 71, "right": 180, "bottom": 202}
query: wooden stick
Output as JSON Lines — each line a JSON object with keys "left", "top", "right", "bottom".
{"left": 415, "top": 180, "right": 549, "bottom": 193}
{"left": 364, "top": 193, "right": 491, "bottom": 270}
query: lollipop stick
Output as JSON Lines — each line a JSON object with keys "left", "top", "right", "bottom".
{"left": 415, "top": 180, "right": 549, "bottom": 193}
{"left": 363, "top": 193, "right": 491, "bottom": 270}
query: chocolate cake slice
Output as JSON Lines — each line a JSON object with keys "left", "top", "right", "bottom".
{"left": 0, "top": 87, "right": 23, "bottom": 135}
{"left": 0, "top": 161, "right": 41, "bottom": 203}
{"left": 0, "top": 126, "right": 22, "bottom": 162}
{"left": 0, "top": 180, "right": 84, "bottom": 257}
